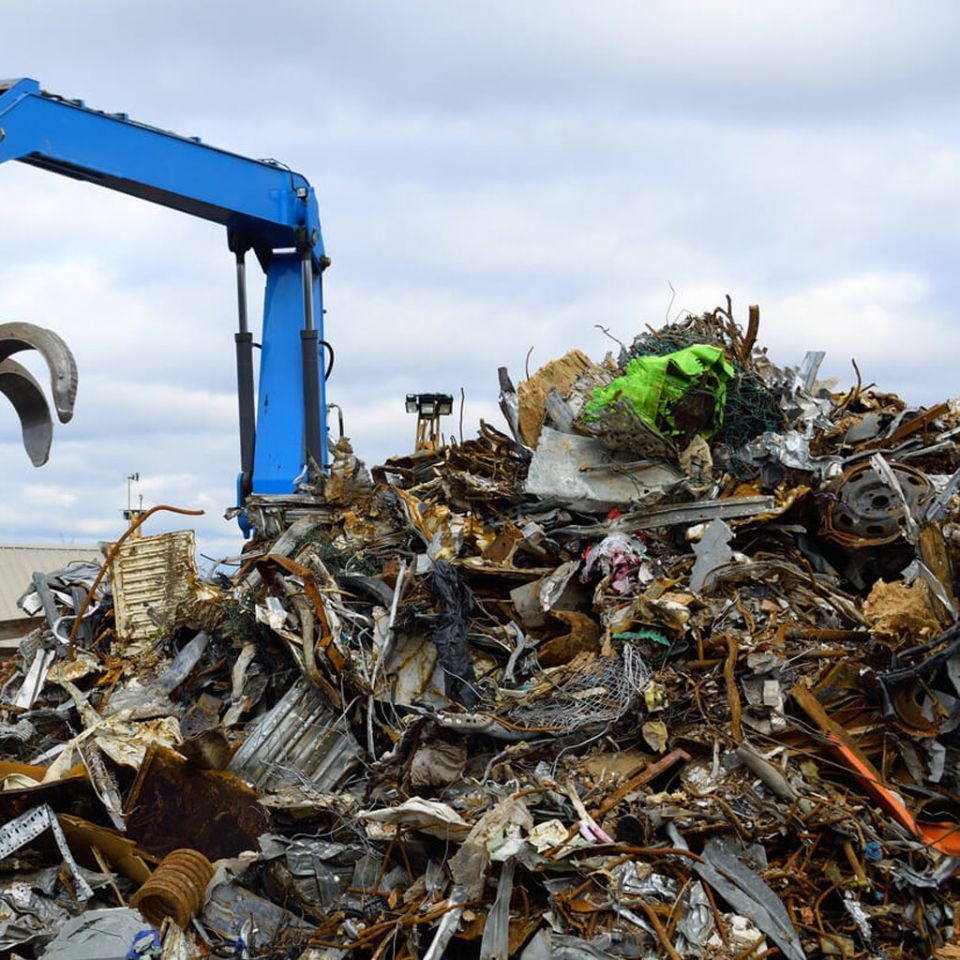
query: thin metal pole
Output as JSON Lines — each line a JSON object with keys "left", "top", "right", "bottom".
{"left": 301, "top": 252, "right": 315, "bottom": 331}
{"left": 236, "top": 254, "right": 249, "bottom": 334}
{"left": 300, "top": 250, "right": 322, "bottom": 473}
{"left": 234, "top": 252, "right": 256, "bottom": 498}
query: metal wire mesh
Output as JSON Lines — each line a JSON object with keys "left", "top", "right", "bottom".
{"left": 626, "top": 320, "right": 785, "bottom": 449}
{"left": 497, "top": 645, "right": 650, "bottom": 734}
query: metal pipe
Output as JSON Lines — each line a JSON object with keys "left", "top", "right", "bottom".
{"left": 234, "top": 252, "right": 256, "bottom": 497}
{"left": 327, "top": 402, "right": 344, "bottom": 440}
{"left": 300, "top": 250, "right": 322, "bottom": 472}
{"left": 235, "top": 253, "right": 249, "bottom": 335}
{"left": 300, "top": 251, "right": 315, "bottom": 332}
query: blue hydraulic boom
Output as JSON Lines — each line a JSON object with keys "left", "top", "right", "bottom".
{"left": 0, "top": 77, "right": 332, "bottom": 522}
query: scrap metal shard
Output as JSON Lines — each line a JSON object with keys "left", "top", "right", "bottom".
{"left": 524, "top": 426, "right": 682, "bottom": 511}
{"left": 229, "top": 678, "right": 362, "bottom": 794}
{"left": 125, "top": 745, "right": 268, "bottom": 861}
{"left": 109, "top": 530, "right": 200, "bottom": 654}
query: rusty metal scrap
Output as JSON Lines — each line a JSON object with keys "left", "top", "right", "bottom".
{"left": 820, "top": 459, "right": 934, "bottom": 547}
{"left": 1, "top": 302, "right": 960, "bottom": 958}
{"left": 129, "top": 847, "right": 213, "bottom": 929}
{"left": 109, "top": 529, "right": 201, "bottom": 654}
{"left": 125, "top": 745, "right": 268, "bottom": 860}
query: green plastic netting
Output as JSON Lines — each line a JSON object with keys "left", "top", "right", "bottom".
{"left": 626, "top": 323, "right": 785, "bottom": 449}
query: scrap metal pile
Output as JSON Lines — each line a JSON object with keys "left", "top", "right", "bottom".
{"left": 2, "top": 301, "right": 960, "bottom": 959}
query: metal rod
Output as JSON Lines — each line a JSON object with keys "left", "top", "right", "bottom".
{"left": 234, "top": 251, "right": 256, "bottom": 498}
{"left": 327, "top": 402, "right": 344, "bottom": 440}
{"left": 235, "top": 253, "right": 249, "bottom": 334}
{"left": 300, "top": 250, "right": 322, "bottom": 473}
{"left": 301, "top": 250, "right": 315, "bottom": 332}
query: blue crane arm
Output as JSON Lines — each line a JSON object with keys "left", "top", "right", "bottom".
{"left": 0, "top": 78, "right": 324, "bottom": 264}
{"left": 0, "top": 78, "right": 331, "bottom": 522}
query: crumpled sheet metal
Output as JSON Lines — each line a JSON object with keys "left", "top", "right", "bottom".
{"left": 393, "top": 486, "right": 491, "bottom": 561}
{"left": 38, "top": 908, "right": 152, "bottom": 960}
{"left": 373, "top": 627, "right": 445, "bottom": 706}
{"left": 202, "top": 881, "right": 315, "bottom": 952}
{"left": 45, "top": 689, "right": 181, "bottom": 775}
{"left": 125, "top": 745, "right": 268, "bottom": 860}
{"left": 524, "top": 426, "right": 682, "bottom": 511}
{"left": 668, "top": 826, "right": 803, "bottom": 960}
{"left": 0, "top": 880, "right": 71, "bottom": 953}
{"left": 228, "top": 677, "right": 362, "bottom": 794}
{"left": 358, "top": 797, "right": 471, "bottom": 841}
{"left": 740, "top": 428, "right": 842, "bottom": 478}
{"left": 520, "top": 929, "right": 646, "bottom": 959}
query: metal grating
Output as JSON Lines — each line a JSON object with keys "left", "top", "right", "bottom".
{"left": 110, "top": 530, "right": 197, "bottom": 650}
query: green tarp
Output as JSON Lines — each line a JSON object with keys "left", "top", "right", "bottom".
{"left": 584, "top": 343, "right": 734, "bottom": 439}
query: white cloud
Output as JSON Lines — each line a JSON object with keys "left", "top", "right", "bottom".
{"left": 1, "top": 1, "right": 960, "bottom": 559}
{"left": 21, "top": 484, "right": 78, "bottom": 508}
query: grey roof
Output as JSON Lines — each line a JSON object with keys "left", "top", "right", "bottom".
{"left": 0, "top": 543, "right": 102, "bottom": 623}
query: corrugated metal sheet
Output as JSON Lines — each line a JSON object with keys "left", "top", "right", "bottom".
{"left": 0, "top": 543, "right": 102, "bottom": 623}
{"left": 110, "top": 530, "right": 197, "bottom": 650}
{"left": 230, "top": 678, "right": 362, "bottom": 793}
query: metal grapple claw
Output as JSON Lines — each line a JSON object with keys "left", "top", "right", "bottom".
{"left": 0, "top": 357, "right": 53, "bottom": 466}
{"left": 0, "top": 322, "right": 77, "bottom": 465}
{"left": 0, "top": 322, "right": 78, "bottom": 423}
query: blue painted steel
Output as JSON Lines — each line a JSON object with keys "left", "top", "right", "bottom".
{"left": 254, "top": 254, "right": 327, "bottom": 493}
{"left": 0, "top": 79, "right": 324, "bottom": 264}
{"left": 0, "top": 77, "right": 331, "bottom": 515}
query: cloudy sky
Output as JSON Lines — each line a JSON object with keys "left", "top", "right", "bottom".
{"left": 1, "top": 1, "right": 959, "bottom": 558}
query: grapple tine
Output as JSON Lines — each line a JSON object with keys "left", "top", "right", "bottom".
{"left": 0, "top": 321, "right": 78, "bottom": 423}
{"left": 0, "top": 357, "right": 54, "bottom": 466}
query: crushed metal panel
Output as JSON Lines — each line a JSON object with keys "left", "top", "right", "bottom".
{"left": 241, "top": 495, "right": 333, "bottom": 540}
{"left": 376, "top": 633, "right": 446, "bottom": 707}
{"left": 229, "top": 678, "right": 362, "bottom": 794}
{"left": 124, "top": 745, "right": 268, "bottom": 861}
{"left": 524, "top": 427, "right": 682, "bottom": 512}
{"left": 39, "top": 908, "right": 149, "bottom": 960}
{"left": 203, "top": 882, "right": 315, "bottom": 951}
{"left": 110, "top": 530, "right": 197, "bottom": 652}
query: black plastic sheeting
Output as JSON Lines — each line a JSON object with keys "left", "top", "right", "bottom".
{"left": 427, "top": 561, "right": 480, "bottom": 708}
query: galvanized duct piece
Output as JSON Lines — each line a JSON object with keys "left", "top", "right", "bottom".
{"left": 229, "top": 677, "right": 362, "bottom": 793}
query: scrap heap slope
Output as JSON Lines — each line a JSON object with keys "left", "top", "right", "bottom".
{"left": 2, "top": 301, "right": 960, "bottom": 959}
